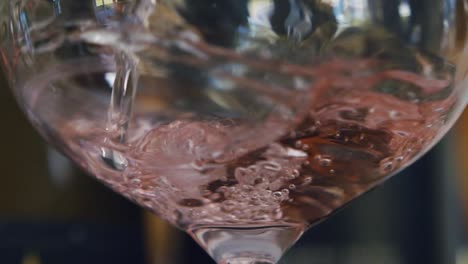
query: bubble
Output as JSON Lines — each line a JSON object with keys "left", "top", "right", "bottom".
{"left": 302, "top": 144, "right": 310, "bottom": 151}
{"left": 272, "top": 192, "right": 283, "bottom": 200}
{"left": 303, "top": 176, "right": 313, "bottom": 184}
{"left": 329, "top": 169, "right": 336, "bottom": 174}
{"left": 295, "top": 141, "right": 303, "bottom": 148}
{"left": 396, "top": 131, "right": 409, "bottom": 137}
{"left": 359, "top": 134, "right": 366, "bottom": 141}
{"left": 289, "top": 184, "right": 296, "bottom": 190}
{"left": 282, "top": 189, "right": 290, "bottom": 195}
{"left": 262, "top": 161, "right": 282, "bottom": 172}
{"left": 315, "top": 155, "right": 332, "bottom": 167}
{"left": 381, "top": 161, "right": 394, "bottom": 172}
{"left": 396, "top": 156, "right": 404, "bottom": 162}
{"left": 292, "top": 169, "right": 300, "bottom": 178}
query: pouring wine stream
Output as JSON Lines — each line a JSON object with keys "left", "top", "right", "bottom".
{"left": 101, "top": 1, "right": 305, "bottom": 263}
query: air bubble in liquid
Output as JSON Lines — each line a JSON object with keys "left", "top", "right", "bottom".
{"left": 272, "top": 192, "right": 283, "bottom": 200}
{"left": 303, "top": 176, "right": 313, "bottom": 184}
{"left": 295, "top": 141, "right": 303, "bottom": 148}
{"left": 315, "top": 155, "right": 332, "bottom": 167}
{"left": 262, "top": 161, "right": 282, "bottom": 172}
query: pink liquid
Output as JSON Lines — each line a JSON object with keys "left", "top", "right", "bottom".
{"left": 27, "top": 55, "right": 460, "bottom": 234}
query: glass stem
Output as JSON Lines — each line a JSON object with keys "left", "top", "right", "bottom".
{"left": 189, "top": 225, "right": 304, "bottom": 264}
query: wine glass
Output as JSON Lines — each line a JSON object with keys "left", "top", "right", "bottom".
{"left": 1, "top": 0, "right": 467, "bottom": 263}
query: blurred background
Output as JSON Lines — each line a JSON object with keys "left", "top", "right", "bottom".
{"left": 1, "top": 0, "right": 468, "bottom": 262}
{"left": 1, "top": 59, "right": 467, "bottom": 264}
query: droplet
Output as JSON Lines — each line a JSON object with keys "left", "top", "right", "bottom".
{"left": 329, "top": 169, "right": 336, "bottom": 174}
{"left": 302, "top": 144, "right": 310, "bottom": 151}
